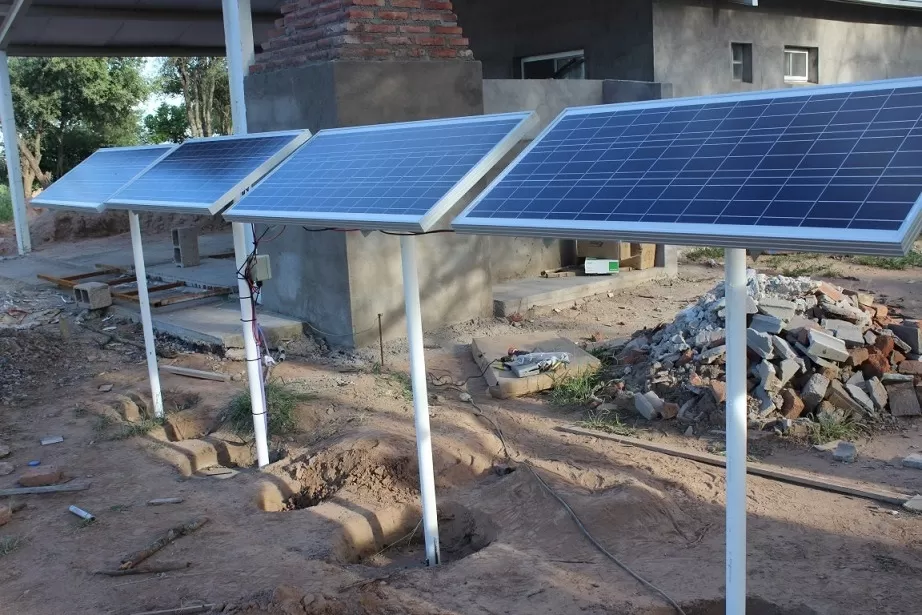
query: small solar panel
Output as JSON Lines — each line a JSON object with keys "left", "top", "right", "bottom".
{"left": 105, "top": 131, "right": 311, "bottom": 215}
{"left": 453, "top": 78, "right": 922, "bottom": 256}
{"left": 223, "top": 112, "right": 538, "bottom": 232}
{"left": 30, "top": 145, "right": 175, "bottom": 212}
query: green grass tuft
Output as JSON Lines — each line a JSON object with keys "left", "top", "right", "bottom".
{"left": 226, "top": 380, "right": 311, "bottom": 436}
{"left": 0, "top": 186, "right": 12, "bottom": 224}
{"left": 576, "top": 407, "right": 635, "bottom": 436}
{"left": 104, "top": 419, "right": 163, "bottom": 441}
{"left": 685, "top": 246, "right": 723, "bottom": 262}
{"left": 849, "top": 251, "right": 922, "bottom": 271}
{"left": 809, "top": 413, "right": 863, "bottom": 445}
{"left": 550, "top": 370, "right": 600, "bottom": 406}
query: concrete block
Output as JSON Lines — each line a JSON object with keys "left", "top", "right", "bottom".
{"left": 750, "top": 313, "right": 783, "bottom": 335}
{"left": 18, "top": 466, "right": 64, "bottom": 487}
{"left": 771, "top": 336, "right": 799, "bottom": 362}
{"left": 73, "top": 282, "right": 111, "bottom": 310}
{"left": 699, "top": 344, "right": 726, "bottom": 364}
{"left": 886, "top": 382, "right": 922, "bottom": 417}
{"left": 889, "top": 323, "right": 922, "bottom": 354}
{"left": 827, "top": 380, "right": 870, "bottom": 416}
{"left": 864, "top": 330, "right": 877, "bottom": 346}
{"left": 634, "top": 393, "right": 657, "bottom": 420}
{"left": 808, "top": 329, "right": 849, "bottom": 363}
{"left": 902, "top": 453, "right": 922, "bottom": 470}
{"left": 903, "top": 495, "right": 922, "bottom": 513}
{"left": 171, "top": 226, "right": 201, "bottom": 268}
{"left": 781, "top": 389, "right": 805, "bottom": 419}
{"left": 746, "top": 329, "right": 774, "bottom": 358}
{"left": 846, "top": 370, "right": 864, "bottom": 387}
{"left": 777, "top": 359, "right": 799, "bottom": 388}
{"left": 864, "top": 377, "right": 888, "bottom": 411}
{"left": 881, "top": 373, "right": 914, "bottom": 383}
{"left": 785, "top": 315, "right": 821, "bottom": 334}
{"left": 833, "top": 441, "right": 857, "bottom": 463}
{"left": 758, "top": 297, "right": 796, "bottom": 321}
{"left": 822, "top": 319, "right": 865, "bottom": 348}
{"left": 846, "top": 383, "right": 875, "bottom": 414}
{"left": 898, "top": 360, "right": 922, "bottom": 376}
{"left": 847, "top": 347, "right": 869, "bottom": 367}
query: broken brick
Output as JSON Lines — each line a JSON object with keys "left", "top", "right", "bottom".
{"left": 899, "top": 360, "right": 922, "bottom": 375}
{"left": 847, "top": 347, "right": 869, "bottom": 367}
{"left": 816, "top": 282, "right": 845, "bottom": 302}
{"left": 875, "top": 335, "right": 895, "bottom": 357}
{"left": 618, "top": 349, "right": 648, "bottom": 365}
{"left": 781, "top": 389, "right": 805, "bottom": 419}
{"left": 892, "top": 351, "right": 907, "bottom": 365}
{"left": 863, "top": 352, "right": 891, "bottom": 380}
{"left": 18, "top": 466, "right": 63, "bottom": 487}
{"left": 661, "top": 402, "right": 679, "bottom": 420}
{"left": 709, "top": 380, "right": 727, "bottom": 404}
{"left": 0, "top": 504, "right": 10, "bottom": 527}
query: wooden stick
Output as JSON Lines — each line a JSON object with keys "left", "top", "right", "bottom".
{"left": 129, "top": 605, "right": 214, "bottom": 615}
{"left": 159, "top": 365, "right": 230, "bottom": 382}
{"left": 120, "top": 517, "right": 208, "bottom": 570}
{"left": 560, "top": 426, "right": 913, "bottom": 506}
{"left": 95, "top": 562, "right": 191, "bottom": 577}
{"left": 0, "top": 483, "right": 90, "bottom": 497}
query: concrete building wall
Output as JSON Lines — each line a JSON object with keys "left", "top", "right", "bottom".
{"left": 453, "top": 0, "right": 655, "bottom": 81}
{"left": 653, "top": 0, "right": 922, "bottom": 98}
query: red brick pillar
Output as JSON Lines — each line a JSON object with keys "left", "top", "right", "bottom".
{"left": 254, "top": 0, "right": 472, "bottom": 72}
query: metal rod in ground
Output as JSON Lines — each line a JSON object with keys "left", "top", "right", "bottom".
{"left": 0, "top": 50, "right": 30, "bottom": 254}
{"left": 128, "top": 211, "right": 164, "bottom": 418}
{"left": 724, "top": 248, "right": 748, "bottom": 615}
{"left": 378, "top": 313, "right": 385, "bottom": 366}
{"left": 68, "top": 505, "right": 95, "bottom": 522}
{"left": 399, "top": 235, "right": 441, "bottom": 566}
{"left": 232, "top": 223, "right": 270, "bottom": 468}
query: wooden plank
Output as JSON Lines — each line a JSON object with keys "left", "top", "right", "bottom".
{"left": 151, "top": 287, "right": 229, "bottom": 307}
{"left": 560, "top": 426, "right": 913, "bottom": 506}
{"left": 122, "top": 282, "right": 185, "bottom": 297}
{"left": 0, "top": 482, "right": 91, "bottom": 497}
{"left": 37, "top": 274, "right": 79, "bottom": 288}
{"left": 61, "top": 267, "right": 121, "bottom": 281}
{"left": 160, "top": 365, "right": 230, "bottom": 382}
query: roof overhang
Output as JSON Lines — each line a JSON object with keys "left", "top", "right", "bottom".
{"left": 0, "top": 1, "right": 284, "bottom": 57}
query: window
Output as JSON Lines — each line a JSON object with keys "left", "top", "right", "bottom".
{"left": 521, "top": 50, "right": 586, "bottom": 80}
{"left": 731, "top": 42, "right": 753, "bottom": 84}
{"left": 784, "top": 46, "right": 818, "bottom": 83}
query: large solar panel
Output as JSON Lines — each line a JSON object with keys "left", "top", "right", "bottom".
{"left": 223, "top": 112, "right": 538, "bottom": 232}
{"left": 30, "top": 145, "right": 175, "bottom": 212}
{"left": 453, "top": 78, "right": 922, "bottom": 256}
{"left": 105, "top": 131, "right": 311, "bottom": 215}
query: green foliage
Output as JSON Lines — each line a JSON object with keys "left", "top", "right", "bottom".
{"left": 0, "top": 185, "right": 11, "bottom": 223}
{"left": 685, "top": 247, "right": 723, "bottom": 262}
{"left": 226, "top": 381, "right": 312, "bottom": 436}
{"left": 157, "top": 57, "right": 231, "bottom": 137}
{"left": 576, "top": 407, "right": 635, "bottom": 436}
{"left": 808, "top": 414, "right": 863, "bottom": 445}
{"left": 849, "top": 251, "right": 922, "bottom": 271}
{"left": 550, "top": 370, "right": 600, "bottom": 406}
{"left": 143, "top": 103, "right": 188, "bottom": 144}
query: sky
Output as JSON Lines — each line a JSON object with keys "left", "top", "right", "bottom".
{"left": 140, "top": 58, "right": 182, "bottom": 116}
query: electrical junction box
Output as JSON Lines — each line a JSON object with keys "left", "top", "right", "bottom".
{"left": 248, "top": 254, "right": 272, "bottom": 282}
{"left": 584, "top": 258, "right": 619, "bottom": 275}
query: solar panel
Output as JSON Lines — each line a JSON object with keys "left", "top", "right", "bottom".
{"left": 105, "top": 131, "right": 311, "bottom": 215}
{"left": 30, "top": 145, "right": 175, "bottom": 212}
{"left": 452, "top": 78, "right": 922, "bottom": 256}
{"left": 223, "top": 112, "right": 538, "bottom": 232}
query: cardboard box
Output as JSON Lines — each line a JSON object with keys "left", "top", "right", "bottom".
{"left": 584, "top": 258, "right": 620, "bottom": 275}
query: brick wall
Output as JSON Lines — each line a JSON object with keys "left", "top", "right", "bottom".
{"left": 253, "top": 0, "right": 473, "bottom": 72}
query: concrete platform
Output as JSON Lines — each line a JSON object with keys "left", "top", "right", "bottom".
{"left": 148, "top": 257, "right": 237, "bottom": 289}
{"left": 150, "top": 300, "right": 304, "bottom": 348}
{"left": 492, "top": 266, "right": 672, "bottom": 316}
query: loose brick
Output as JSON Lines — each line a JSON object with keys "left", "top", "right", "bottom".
{"left": 18, "top": 466, "right": 64, "bottom": 487}
{"left": 892, "top": 351, "right": 907, "bottom": 365}
{"left": 862, "top": 351, "right": 891, "bottom": 379}
{"left": 709, "top": 380, "right": 726, "bottom": 404}
{"left": 875, "top": 335, "right": 896, "bottom": 357}
{"left": 662, "top": 402, "right": 680, "bottom": 420}
{"left": 899, "top": 360, "right": 922, "bottom": 375}
{"left": 847, "top": 347, "right": 869, "bottom": 367}
{"left": 801, "top": 373, "right": 830, "bottom": 411}
{"left": 816, "top": 281, "right": 845, "bottom": 302}
{"left": 781, "top": 389, "right": 805, "bottom": 419}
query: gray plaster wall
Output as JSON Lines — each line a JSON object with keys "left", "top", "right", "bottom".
{"left": 653, "top": 0, "right": 922, "bottom": 98}
{"left": 454, "top": 0, "right": 654, "bottom": 81}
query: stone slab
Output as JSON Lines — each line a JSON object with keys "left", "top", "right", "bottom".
{"left": 472, "top": 333, "right": 601, "bottom": 399}
{"left": 887, "top": 382, "right": 922, "bottom": 417}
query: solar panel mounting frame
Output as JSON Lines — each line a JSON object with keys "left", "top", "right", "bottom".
{"left": 223, "top": 112, "right": 539, "bottom": 233}
{"left": 452, "top": 77, "right": 922, "bottom": 257}
{"left": 104, "top": 130, "right": 312, "bottom": 215}
{"left": 29, "top": 144, "right": 176, "bottom": 213}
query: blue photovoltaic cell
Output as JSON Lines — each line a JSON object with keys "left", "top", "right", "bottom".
{"left": 454, "top": 79, "right": 922, "bottom": 252}
{"left": 108, "top": 133, "right": 304, "bottom": 212}
{"left": 224, "top": 113, "right": 534, "bottom": 231}
{"left": 31, "top": 146, "right": 173, "bottom": 211}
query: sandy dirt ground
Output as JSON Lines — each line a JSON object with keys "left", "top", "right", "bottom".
{"left": 0, "top": 249, "right": 921, "bottom": 615}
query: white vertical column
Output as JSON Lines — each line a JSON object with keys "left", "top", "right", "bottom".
{"left": 400, "top": 236, "right": 441, "bottom": 566}
{"left": 0, "top": 50, "right": 30, "bottom": 254}
{"left": 223, "top": 0, "right": 269, "bottom": 466}
{"left": 724, "top": 248, "right": 748, "bottom": 615}
{"left": 129, "top": 211, "right": 164, "bottom": 418}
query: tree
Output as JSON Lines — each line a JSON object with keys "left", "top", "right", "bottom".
{"left": 144, "top": 102, "right": 188, "bottom": 143}
{"left": 158, "top": 57, "right": 232, "bottom": 138}
{"left": 9, "top": 57, "right": 148, "bottom": 197}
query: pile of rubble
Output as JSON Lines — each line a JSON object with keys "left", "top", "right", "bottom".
{"left": 599, "top": 272, "right": 922, "bottom": 434}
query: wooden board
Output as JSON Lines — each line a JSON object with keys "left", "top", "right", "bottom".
{"left": 471, "top": 333, "right": 601, "bottom": 399}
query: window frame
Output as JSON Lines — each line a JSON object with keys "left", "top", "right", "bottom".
{"left": 730, "top": 42, "right": 753, "bottom": 84}
{"left": 520, "top": 50, "right": 586, "bottom": 80}
{"left": 784, "top": 47, "right": 811, "bottom": 83}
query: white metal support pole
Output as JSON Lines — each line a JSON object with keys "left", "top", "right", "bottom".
{"left": 0, "top": 50, "right": 30, "bottom": 255}
{"left": 128, "top": 211, "right": 164, "bottom": 418}
{"left": 399, "top": 235, "right": 441, "bottom": 566}
{"left": 223, "top": 0, "right": 269, "bottom": 466}
{"left": 234, "top": 223, "right": 270, "bottom": 467}
{"left": 724, "top": 248, "right": 748, "bottom": 615}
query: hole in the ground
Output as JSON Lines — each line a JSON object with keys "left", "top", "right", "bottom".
{"left": 284, "top": 453, "right": 416, "bottom": 510}
{"left": 644, "top": 598, "right": 818, "bottom": 615}
{"left": 336, "top": 501, "right": 496, "bottom": 568}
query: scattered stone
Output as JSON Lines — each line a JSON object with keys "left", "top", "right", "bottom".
{"left": 862, "top": 352, "right": 891, "bottom": 380}
{"left": 813, "top": 440, "right": 840, "bottom": 452}
{"left": 816, "top": 282, "right": 845, "bottom": 302}
{"left": 886, "top": 382, "right": 922, "bottom": 417}
{"left": 754, "top": 361, "right": 781, "bottom": 415}
{"left": 0, "top": 504, "right": 10, "bottom": 527}
{"left": 819, "top": 296, "right": 871, "bottom": 327}
{"left": 864, "top": 377, "right": 888, "bottom": 411}
{"left": 881, "top": 373, "right": 914, "bottom": 383}
{"left": 802, "top": 373, "right": 830, "bottom": 411}
{"left": 819, "top": 365, "right": 841, "bottom": 382}
{"left": 808, "top": 329, "right": 850, "bottom": 362}
{"left": 18, "top": 466, "right": 64, "bottom": 487}
{"left": 684, "top": 426, "right": 694, "bottom": 437}
{"left": 827, "top": 380, "right": 870, "bottom": 416}
{"left": 662, "top": 402, "right": 680, "bottom": 420}
{"left": 643, "top": 391, "right": 665, "bottom": 414}
{"left": 747, "top": 329, "right": 774, "bottom": 359}
{"left": 846, "top": 383, "right": 875, "bottom": 414}
{"left": 771, "top": 336, "right": 799, "bottom": 362}
{"left": 781, "top": 389, "right": 805, "bottom": 419}
{"left": 892, "top": 350, "right": 907, "bottom": 365}
{"left": 699, "top": 345, "right": 727, "bottom": 364}
{"left": 709, "top": 380, "right": 726, "bottom": 404}
{"left": 846, "top": 370, "right": 865, "bottom": 387}
{"left": 758, "top": 297, "right": 797, "bottom": 321}
{"left": 459, "top": 392, "right": 472, "bottom": 403}
{"left": 98, "top": 384, "right": 113, "bottom": 393}
{"left": 694, "top": 329, "right": 726, "bottom": 349}
{"left": 777, "top": 359, "right": 799, "bottom": 388}
{"left": 899, "top": 360, "right": 922, "bottom": 375}
{"left": 750, "top": 314, "right": 784, "bottom": 335}
{"left": 634, "top": 393, "right": 657, "bottom": 421}
{"left": 903, "top": 495, "right": 922, "bottom": 513}
{"left": 889, "top": 332, "right": 913, "bottom": 354}
{"left": 864, "top": 330, "right": 877, "bottom": 346}
{"left": 889, "top": 322, "right": 922, "bottom": 354}
{"left": 0, "top": 462, "right": 13, "bottom": 476}
{"left": 833, "top": 441, "right": 857, "bottom": 463}
{"left": 785, "top": 315, "right": 822, "bottom": 335}
{"left": 875, "top": 335, "right": 896, "bottom": 357}
{"left": 847, "top": 347, "right": 869, "bottom": 367}
{"left": 40, "top": 436, "right": 64, "bottom": 446}
{"left": 902, "top": 453, "right": 922, "bottom": 470}
{"left": 822, "top": 319, "right": 865, "bottom": 348}
{"left": 677, "top": 398, "right": 698, "bottom": 422}
{"left": 0, "top": 445, "right": 9, "bottom": 459}
{"left": 117, "top": 396, "right": 142, "bottom": 423}
{"left": 856, "top": 292, "right": 875, "bottom": 307}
